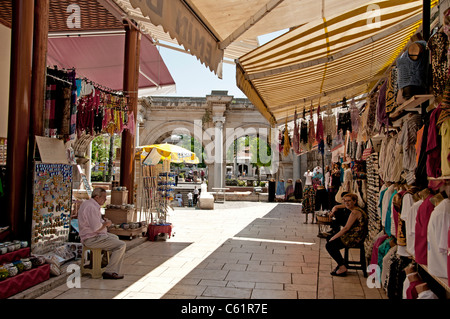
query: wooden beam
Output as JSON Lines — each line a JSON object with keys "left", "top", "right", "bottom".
{"left": 30, "top": 0, "right": 49, "bottom": 138}
{"left": 6, "top": 0, "right": 34, "bottom": 239}
{"left": 120, "top": 23, "right": 141, "bottom": 204}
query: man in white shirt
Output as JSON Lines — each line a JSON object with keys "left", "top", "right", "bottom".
{"left": 78, "top": 188, "right": 126, "bottom": 280}
{"left": 187, "top": 192, "right": 193, "bottom": 207}
{"left": 193, "top": 186, "right": 199, "bottom": 206}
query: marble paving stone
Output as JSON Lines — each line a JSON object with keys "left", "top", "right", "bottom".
{"left": 255, "top": 282, "right": 283, "bottom": 290}
{"left": 251, "top": 289, "right": 297, "bottom": 299}
{"left": 225, "top": 270, "right": 291, "bottom": 284}
{"left": 202, "top": 286, "right": 252, "bottom": 299}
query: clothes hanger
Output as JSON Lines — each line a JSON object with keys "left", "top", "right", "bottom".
{"left": 418, "top": 188, "right": 432, "bottom": 200}
{"left": 430, "top": 191, "right": 447, "bottom": 206}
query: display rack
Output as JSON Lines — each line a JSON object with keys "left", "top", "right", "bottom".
{"left": 0, "top": 138, "right": 6, "bottom": 166}
{"left": 389, "top": 94, "right": 434, "bottom": 118}
{"left": 139, "top": 159, "right": 174, "bottom": 225}
{"left": 31, "top": 163, "right": 73, "bottom": 255}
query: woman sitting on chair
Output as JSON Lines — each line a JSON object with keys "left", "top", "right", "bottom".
{"left": 326, "top": 193, "right": 368, "bottom": 277}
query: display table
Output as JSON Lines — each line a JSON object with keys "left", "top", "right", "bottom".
{"left": 108, "top": 226, "right": 147, "bottom": 240}
{"left": 0, "top": 248, "right": 30, "bottom": 264}
{"left": 147, "top": 224, "right": 172, "bottom": 241}
{"left": 0, "top": 247, "right": 50, "bottom": 299}
{"left": 0, "top": 264, "right": 50, "bottom": 299}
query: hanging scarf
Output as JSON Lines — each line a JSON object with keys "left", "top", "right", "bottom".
{"left": 293, "top": 109, "right": 301, "bottom": 155}
{"left": 283, "top": 117, "right": 291, "bottom": 157}
{"left": 315, "top": 105, "right": 324, "bottom": 143}
{"left": 350, "top": 98, "right": 360, "bottom": 141}
{"left": 308, "top": 104, "right": 315, "bottom": 150}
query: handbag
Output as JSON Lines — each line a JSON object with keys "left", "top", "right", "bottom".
{"left": 361, "top": 139, "right": 374, "bottom": 160}
{"left": 335, "top": 186, "right": 344, "bottom": 203}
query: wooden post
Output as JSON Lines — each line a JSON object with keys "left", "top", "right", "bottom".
{"left": 30, "top": 0, "right": 49, "bottom": 138}
{"left": 6, "top": 0, "right": 35, "bottom": 239}
{"left": 120, "top": 23, "right": 141, "bottom": 204}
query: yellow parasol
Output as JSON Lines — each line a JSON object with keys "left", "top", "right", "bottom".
{"left": 138, "top": 144, "right": 200, "bottom": 164}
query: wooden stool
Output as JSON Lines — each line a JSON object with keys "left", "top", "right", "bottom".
{"left": 81, "top": 246, "right": 110, "bottom": 279}
{"left": 344, "top": 244, "right": 367, "bottom": 277}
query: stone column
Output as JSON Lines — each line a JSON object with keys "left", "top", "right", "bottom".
{"left": 213, "top": 116, "right": 225, "bottom": 189}
{"left": 293, "top": 152, "right": 301, "bottom": 182}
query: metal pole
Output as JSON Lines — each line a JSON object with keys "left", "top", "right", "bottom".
{"left": 423, "top": 0, "right": 430, "bottom": 42}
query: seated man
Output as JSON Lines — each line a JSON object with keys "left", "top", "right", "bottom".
{"left": 78, "top": 188, "right": 126, "bottom": 280}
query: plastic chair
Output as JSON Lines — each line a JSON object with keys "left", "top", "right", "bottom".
{"left": 80, "top": 246, "right": 110, "bottom": 279}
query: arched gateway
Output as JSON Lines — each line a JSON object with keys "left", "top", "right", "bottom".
{"left": 137, "top": 91, "right": 288, "bottom": 189}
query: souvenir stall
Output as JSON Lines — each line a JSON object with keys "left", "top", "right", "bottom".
{"left": 361, "top": 9, "right": 450, "bottom": 298}
{"left": 135, "top": 144, "right": 199, "bottom": 241}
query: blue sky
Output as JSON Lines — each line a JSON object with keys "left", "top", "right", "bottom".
{"left": 157, "top": 30, "right": 287, "bottom": 99}
{"left": 158, "top": 44, "right": 246, "bottom": 98}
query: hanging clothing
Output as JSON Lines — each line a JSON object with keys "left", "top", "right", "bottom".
{"left": 439, "top": 117, "right": 450, "bottom": 176}
{"left": 276, "top": 181, "right": 286, "bottom": 196}
{"left": 293, "top": 110, "right": 301, "bottom": 155}
{"left": 300, "top": 120, "right": 308, "bottom": 147}
{"left": 307, "top": 119, "right": 315, "bottom": 151}
{"left": 350, "top": 99, "right": 360, "bottom": 141}
{"left": 283, "top": 118, "right": 291, "bottom": 157}
{"left": 337, "top": 110, "right": 352, "bottom": 134}
{"left": 385, "top": 66, "right": 399, "bottom": 114}
{"left": 268, "top": 180, "right": 276, "bottom": 202}
{"left": 302, "top": 185, "right": 315, "bottom": 215}
{"left": 426, "top": 107, "right": 443, "bottom": 178}
{"left": 314, "top": 187, "right": 329, "bottom": 211}
{"left": 414, "top": 194, "right": 435, "bottom": 265}
{"left": 294, "top": 179, "right": 303, "bottom": 200}
{"left": 396, "top": 41, "right": 428, "bottom": 91}
{"left": 376, "top": 81, "right": 389, "bottom": 133}
{"left": 315, "top": 105, "right": 324, "bottom": 143}
{"left": 427, "top": 32, "right": 449, "bottom": 98}
{"left": 427, "top": 198, "right": 450, "bottom": 278}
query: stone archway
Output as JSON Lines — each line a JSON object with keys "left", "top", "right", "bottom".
{"left": 138, "top": 91, "right": 281, "bottom": 189}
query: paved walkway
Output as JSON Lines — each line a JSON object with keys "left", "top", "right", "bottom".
{"left": 36, "top": 202, "right": 387, "bottom": 299}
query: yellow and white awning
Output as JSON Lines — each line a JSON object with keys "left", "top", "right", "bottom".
{"left": 110, "top": 0, "right": 404, "bottom": 78}
{"left": 236, "top": 0, "right": 438, "bottom": 124}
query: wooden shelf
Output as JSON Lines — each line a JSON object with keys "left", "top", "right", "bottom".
{"left": 428, "top": 175, "right": 450, "bottom": 181}
{"left": 389, "top": 94, "right": 433, "bottom": 118}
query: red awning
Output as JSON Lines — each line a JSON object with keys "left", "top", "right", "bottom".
{"left": 47, "top": 34, "right": 175, "bottom": 92}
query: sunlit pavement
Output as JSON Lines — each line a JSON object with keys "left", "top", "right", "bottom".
{"left": 36, "top": 202, "right": 386, "bottom": 299}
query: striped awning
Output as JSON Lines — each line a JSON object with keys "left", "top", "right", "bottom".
{"left": 111, "top": 0, "right": 405, "bottom": 78}
{"left": 236, "top": 0, "right": 439, "bottom": 125}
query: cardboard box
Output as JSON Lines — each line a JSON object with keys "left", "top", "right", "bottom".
{"left": 111, "top": 190, "right": 128, "bottom": 205}
{"left": 105, "top": 208, "right": 135, "bottom": 224}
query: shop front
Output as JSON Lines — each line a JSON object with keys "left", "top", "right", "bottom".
{"left": 0, "top": 0, "right": 174, "bottom": 298}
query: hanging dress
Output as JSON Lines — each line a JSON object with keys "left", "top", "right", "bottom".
{"left": 293, "top": 110, "right": 301, "bottom": 155}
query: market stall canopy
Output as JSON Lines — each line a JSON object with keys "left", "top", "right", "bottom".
{"left": 0, "top": 0, "right": 176, "bottom": 96}
{"left": 236, "top": 0, "right": 439, "bottom": 125}
{"left": 111, "top": 0, "right": 391, "bottom": 78}
{"left": 138, "top": 144, "right": 200, "bottom": 164}
{"left": 47, "top": 34, "right": 175, "bottom": 96}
